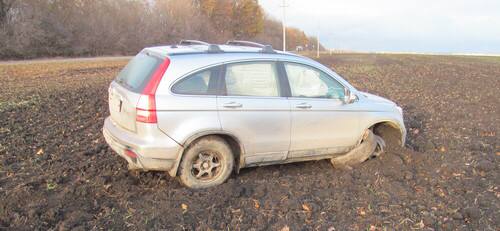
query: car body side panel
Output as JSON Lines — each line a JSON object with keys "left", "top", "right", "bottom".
{"left": 155, "top": 94, "right": 221, "bottom": 145}
{"left": 288, "top": 98, "right": 361, "bottom": 158}
{"left": 217, "top": 96, "right": 291, "bottom": 165}
{"left": 154, "top": 56, "right": 223, "bottom": 144}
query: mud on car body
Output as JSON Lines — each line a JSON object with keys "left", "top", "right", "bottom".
{"left": 103, "top": 40, "right": 406, "bottom": 188}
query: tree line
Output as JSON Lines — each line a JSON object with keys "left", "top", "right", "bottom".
{"left": 0, "top": 0, "right": 323, "bottom": 59}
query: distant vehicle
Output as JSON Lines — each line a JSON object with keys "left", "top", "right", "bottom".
{"left": 103, "top": 40, "right": 406, "bottom": 188}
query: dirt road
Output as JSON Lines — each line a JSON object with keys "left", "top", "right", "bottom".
{"left": 0, "top": 54, "right": 498, "bottom": 230}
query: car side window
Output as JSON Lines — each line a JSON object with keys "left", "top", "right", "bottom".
{"left": 172, "top": 68, "right": 218, "bottom": 95}
{"left": 224, "top": 62, "right": 281, "bottom": 97}
{"left": 285, "top": 62, "right": 345, "bottom": 99}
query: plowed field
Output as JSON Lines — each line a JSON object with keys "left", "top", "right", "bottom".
{"left": 0, "top": 54, "right": 498, "bottom": 230}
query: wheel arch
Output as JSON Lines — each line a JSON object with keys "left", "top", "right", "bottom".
{"left": 168, "top": 130, "right": 245, "bottom": 177}
{"left": 361, "top": 120, "right": 406, "bottom": 148}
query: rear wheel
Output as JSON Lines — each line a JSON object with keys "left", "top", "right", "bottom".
{"left": 178, "top": 136, "right": 234, "bottom": 189}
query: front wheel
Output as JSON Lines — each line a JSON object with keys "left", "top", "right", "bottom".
{"left": 330, "top": 130, "right": 385, "bottom": 169}
{"left": 178, "top": 136, "right": 234, "bottom": 189}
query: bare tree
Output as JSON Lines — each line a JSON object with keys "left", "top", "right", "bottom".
{"left": 0, "top": 0, "right": 323, "bottom": 59}
{"left": 0, "top": 0, "right": 14, "bottom": 24}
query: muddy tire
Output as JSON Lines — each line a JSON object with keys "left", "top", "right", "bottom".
{"left": 331, "top": 130, "right": 385, "bottom": 169}
{"left": 178, "top": 136, "right": 234, "bottom": 189}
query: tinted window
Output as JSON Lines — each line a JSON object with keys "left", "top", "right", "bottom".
{"left": 115, "top": 53, "right": 162, "bottom": 93}
{"left": 172, "top": 68, "right": 217, "bottom": 95}
{"left": 285, "top": 63, "right": 345, "bottom": 99}
{"left": 224, "top": 62, "right": 280, "bottom": 97}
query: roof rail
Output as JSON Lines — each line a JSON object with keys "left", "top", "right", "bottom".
{"left": 207, "top": 44, "right": 222, "bottom": 53}
{"left": 177, "top": 40, "right": 222, "bottom": 53}
{"left": 226, "top": 40, "right": 265, "bottom": 48}
{"left": 179, "top": 40, "right": 210, "bottom": 46}
{"left": 226, "top": 40, "right": 276, "bottom": 54}
{"left": 260, "top": 45, "right": 276, "bottom": 54}
{"left": 173, "top": 39, "right": 277, "bottom": 54}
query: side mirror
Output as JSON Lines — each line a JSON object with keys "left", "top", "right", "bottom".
{"left": 343, "top": 88, "right": 356, "bottom": 104}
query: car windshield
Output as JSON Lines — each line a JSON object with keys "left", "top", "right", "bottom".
{"left": 115, "top": 53, "right": 162, "bottom": 93}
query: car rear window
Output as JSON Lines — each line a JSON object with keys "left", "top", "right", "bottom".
{"left": 115, "top": 53, "right": 163, "bottom": 93}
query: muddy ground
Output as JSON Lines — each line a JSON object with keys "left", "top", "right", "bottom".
{"left": 0, "top": 54, "right": 498, "bottom": 230}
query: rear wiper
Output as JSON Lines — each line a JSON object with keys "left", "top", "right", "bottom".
{"left": 121, "top": 81, "right": 134, "bottom": 90}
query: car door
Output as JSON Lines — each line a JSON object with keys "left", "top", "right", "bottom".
{"left": 217, "top": 61, "right": 291, "bottom": 165}
{"left": 284, "top": 62, "right": 360, "bottom": 159}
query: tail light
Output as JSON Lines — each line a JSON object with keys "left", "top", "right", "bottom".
{"left": 136, "top": 58, "right": 170, "bottom": 123}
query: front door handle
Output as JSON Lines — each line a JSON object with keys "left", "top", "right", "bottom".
{"left": 296, "top": 103, "right": 312, "bottom": 109}
{"left": 223, "top": 102, "right": 242, "bottom": 108}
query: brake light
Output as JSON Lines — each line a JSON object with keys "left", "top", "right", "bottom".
{"left": 136, "top": 96, "right": 156, "bottom": 123}
{"left": 136, "top": 57, "right": 170, "bottom": 123}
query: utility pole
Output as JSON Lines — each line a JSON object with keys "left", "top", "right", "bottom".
{"left": 280, "top": 0, "right": 289, "bottom": 52}
{"left": 316, "top": 32, "right": 320, "bottom": 58}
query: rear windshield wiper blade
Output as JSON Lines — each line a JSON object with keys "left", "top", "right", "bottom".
{"left": 115, "top": 78, "right": 123, "bottom": 84}
{"left": 115, "top": 78, "right": 129, "bottom": 88}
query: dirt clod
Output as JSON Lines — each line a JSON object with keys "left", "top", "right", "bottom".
{"left": 475, "top": 160, "right": 495, "bottom": 172}
{"left": 463, "top": 207, "right": 481, "bottom": 220}
{"left": 451, "top": 211, "right": 464, "bottom": 220}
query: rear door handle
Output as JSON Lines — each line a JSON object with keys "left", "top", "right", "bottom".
{"left": 223, "top": 102, "right": 242, "bottom": 108}
{"left": 296, "top": 102, "right": 312, "bottom": 109}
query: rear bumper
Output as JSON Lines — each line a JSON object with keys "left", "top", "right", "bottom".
{"left": 102, "top": 117, "right": 182, "bottom": 172}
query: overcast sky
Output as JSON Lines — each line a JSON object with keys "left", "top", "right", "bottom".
{"left": 259, "top": 0, "right": 500, "bottom": 54}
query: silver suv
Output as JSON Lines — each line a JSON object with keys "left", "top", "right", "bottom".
{"left": 103, "top": 40, "right": 406, "bottom": 188}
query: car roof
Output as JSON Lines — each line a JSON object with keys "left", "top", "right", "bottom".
{"left": 144, "top": 44, "right": 301, "bottom": 59}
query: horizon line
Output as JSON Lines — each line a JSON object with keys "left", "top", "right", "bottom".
{"left": 300, "top": 50, "right": 500, "bottom": 57}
